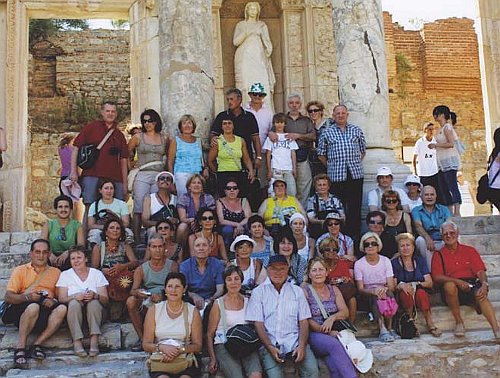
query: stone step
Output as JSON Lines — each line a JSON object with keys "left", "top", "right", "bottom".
{"left": 459, "top": 234, "right": 500, "bottom": 255}
{"left": 452, "top": 215, "right": 500, "bottom": 235}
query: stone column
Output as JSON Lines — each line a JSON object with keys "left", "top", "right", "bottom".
{"left": 211, "top": 0, "right": 224, "bottom": 114}
{"left": 129, "top": 0, "right": 161, "bottom": 121}
{"left": 478, "top": 0, "right": 500, "bottom": 153}
{"left": 331, "top": 0, "right": 409, "bottom": 185}
{"left": 157, "top": 0, "right": 214, "bottom": 142}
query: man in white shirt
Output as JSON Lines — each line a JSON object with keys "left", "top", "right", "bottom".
{"left": 413, "top": 122, "right": 439, "bottom": 191}
{"left": 367, "top": 166, "right": 411, "bottom": 213}
{"left": 246, "top": 255, "right": 319, "bottom": 378}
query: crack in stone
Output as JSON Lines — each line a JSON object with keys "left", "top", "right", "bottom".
{"left": 363, "top": 30, "right": 381, "bottom": 94}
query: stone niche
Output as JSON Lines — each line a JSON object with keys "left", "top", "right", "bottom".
{"left": 213, "top": 0, "right": 338, "bottom": 113}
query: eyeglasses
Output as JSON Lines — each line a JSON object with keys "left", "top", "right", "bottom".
{"left": 249, "top": 93, "right": 265, "bottom": 97}
{"left": 57, "top": 227, "right": 67, "bottom": 241}
{"left": 142, "top": 119, "right": 154, "bottom": 124}
{"left": 158, "top": 176, "right": 173, "bottom": 183}
{"left": 321, "top": 248, "right": 338, "bottom": 253}
{"left": 406, "top": 183, "right": 420, "bottom": 187}
{"left": 225, "top": 185, "right": 238, "bottom": 191}
{"left": 327, "top": 221, "right": 341, "bottom": 227}
{"left": 385, "top": 199, "right": 398, "bottom": 204}
{"left": 308, "top": 108, "right": 321, "bottom": 114}
{"left": 157, "top": 226, "right": 171, "bottom": 231}
{"left": 363, "top": 241, "right": 378, "bottom": 248}
{"left": 369, "top": 220, "right": 383, "bottom": 225}
{"left": 201, "top": 216, "right": 215, "bottom": 221}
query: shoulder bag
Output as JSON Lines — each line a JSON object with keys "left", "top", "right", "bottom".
{"left": 77, "top": 128, "right": 115, "bottom": 169}
{"left": 100, "top": 243, "right": 134, "bottom": 301}
{"left": 127, "top": 160, "right": 164, "bottom": 193}
{"left": 147, "top": 303, "right": 198, "bottom": 374}
{"left": 477, "top": 160, "right": 500, "bottom": 204}
{"left": 218, "top": 298, "right": 261, "bottom": 358}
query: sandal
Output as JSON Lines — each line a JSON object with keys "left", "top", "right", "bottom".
{"left": 428, "top": 326, "right": 442, "bottom": 338}
{"left": 13, "top": 348, "right": 29, "bottom": 369}
{"left": 454, "top": 323, "right": 466, "bottom": 338}
{"left": 30, "top": 344, "right": 46, "bottom": 360}
{"left": 89, "top": 346, "right": 99, "bottom": 357}
{"left": 389, "top": 329, "right": 401, "bottom": 340}
{"left": 379, "top": 330, "right": 395, "bottom": 343}
{"left": 74, "top": 347, "right": 88, "bottom": 358}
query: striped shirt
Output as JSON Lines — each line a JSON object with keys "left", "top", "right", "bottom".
{"left": 317, "top": 122, "right": 366, "bottom": 182}
{"left": 246, "top": 281, "right": 311, "bottom": 354}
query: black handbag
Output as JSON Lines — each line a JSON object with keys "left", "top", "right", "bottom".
{"left": 77, "top": 128, "right": 114, "bottom": 169}
{"left": 394, "top": 311, "right": 418, "bottom": 339}
{"left": 476, "top": 160, "right": 500, "bottom": 204}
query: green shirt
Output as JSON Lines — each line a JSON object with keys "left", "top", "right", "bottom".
{"left": 48, "top": 219, "right": 81, "bottom": 255}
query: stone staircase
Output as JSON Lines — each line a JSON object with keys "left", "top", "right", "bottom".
{"left": 0, "top": 216, "right": 498, "bottom": 377}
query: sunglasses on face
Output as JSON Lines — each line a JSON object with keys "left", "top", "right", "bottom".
{"left": 249, "top": 93, "right": 265, "bottom": 97}
{"left": 327, "top": 221, "right": 341, "bottom": 227}
{"left": 201, "top": 216, "right": 215, "bottom": 221}
{"left": 142, "top": 119, "right": 155, "bottom": 124}
{"left": 308, "top": 108, "right": 321, "bottom": 114}
{"left": 158, "top": 176, "right": 173, "bottom": 183}
{"left": 225, "top": 185, "right": 238, "bottom": 191}
{"left": 385, "top": 199, "right": 398, "bottom": 204}
{"left": 369, "top": 220, "right": 383, "bottom": 225}
{"left": 363, "top": 241, "right": 378, "bottom": 248}
{"left": 406, "top": 183, "right": 420, "bottom": 187}
{"left": 321, "top": 247, "right": 339, "bottom": 253}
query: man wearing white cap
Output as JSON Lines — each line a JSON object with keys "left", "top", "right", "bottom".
{"left": 413, "top": 122, "right": 439, "bottom": 191}
{"left": 367, "top": 167, "right": 411, "bottom": 213}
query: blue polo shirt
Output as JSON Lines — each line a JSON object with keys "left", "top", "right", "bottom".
{"left": 411, "top": 204, "right": 451, "bottom": 241}
{"left": 180, "top": 257, "right": 224, "bottom": 299}
{"left": 391, "top": 255, "right": 430, "bottom": 283}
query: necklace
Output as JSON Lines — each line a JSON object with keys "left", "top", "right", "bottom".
{"left": 201, "top": 231, "right": 215, "bottom": 246}
{"left": 167, "top": 301, "right": 183, "bottom": 315}
{"left": 106, "top": 240, "right": 119, "bottom": 254}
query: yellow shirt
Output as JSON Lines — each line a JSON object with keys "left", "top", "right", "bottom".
{"left": 7, "top": 263, "right": 60, "bottom": 299}
{"left": 263, "top": 196, "right": 302, "bottom": 226}
{"left": 217, "top": 136, "right": 243, "bottom": 172}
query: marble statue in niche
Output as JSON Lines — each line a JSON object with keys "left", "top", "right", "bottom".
{"left": 233, "top": 1, "right": 276, "bottom": 111}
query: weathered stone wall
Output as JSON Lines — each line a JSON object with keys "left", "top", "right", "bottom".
{"left": 384, "top": 13, "right": 486, "bottom": 213}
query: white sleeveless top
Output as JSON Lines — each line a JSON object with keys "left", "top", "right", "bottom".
{"left": 297, "top": 236, "right": 310, "bottom": 261}
{"left": 154, "top": 301, "right": 195, "bottom": 343}
{"left": 214, "top": 297, "right": 249, "bottom": 345}
{"left": 241, "top": 259, "right": 256, "bottom": 286}
{"left": 150, "top": 193, "right": 177, "bottom": 214}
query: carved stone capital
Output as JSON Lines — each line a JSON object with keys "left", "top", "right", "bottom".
{"left": 280, "top": 0, "right": 305, "bottom": 10}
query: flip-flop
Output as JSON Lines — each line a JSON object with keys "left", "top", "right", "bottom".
{"left": 89, "top": 347, "right": 99, "bottom": 357}
{"left": 428, "top": 326, "right": 442, "bottom": 337}
{"left": 74, "top": 348, "right": 88, "bottom": 358}
{"left": 389, "top": 329, "right": 401, "bottom": 340}
{"left": 379, "top": 330, "right": 395, "bottom": 342}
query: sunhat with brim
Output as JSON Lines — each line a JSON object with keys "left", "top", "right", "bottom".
{"left": 155, "top": 171, "right": 175, "bottom": 183}
{"left": 337, "top": 330, "right": 373, "bottom": 373}
{"left": 248, "top": 82, "right": 266, "bottom": 95}
{"left": 325, "top": 212, "right": 343, "bottom": 221}
{"left": 230, "top": 235, "right": 257, "bottom": 253}
{"left": 376, "top": 166, "right": 393, "bottom": 177}
{"left": 404, "top": 174, "right": 422, "bottom": 189}
{"left": 60, "top": 179, "right": 82, "bottom": 202}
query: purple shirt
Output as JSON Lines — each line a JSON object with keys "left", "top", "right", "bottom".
{"left": 59, "top": 146, "right": 73, "bottom": 177}
{"left": 304, "top": 284, "right": 338, "bottom": 325}
{"left": 176, "top": 193, "right": 215, "bottom": 218}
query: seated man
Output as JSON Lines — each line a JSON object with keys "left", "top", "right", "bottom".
{"left": 246, "top": 255, "right": 319, "bottom": 378}
{"left": 126, "top": 234, "right": 178, "bottom": 352}
{"left": 412, "top": 185, "right": 451, "bottom": 270}
{"left": 367, "top": 166, "right": 410, "bottom": 213}
{"left": 2, "top": 239, "right": 67, "bottom": 369}
{"left": 432, "top": 221, "right": 499, "bottom": 338}
{"left": 365, "top": 211, "right": 397, "bottom": 259}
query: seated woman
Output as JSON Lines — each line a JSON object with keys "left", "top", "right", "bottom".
{"left": 216, "top": 178, "right": 252, "bottom": 249}
{"left": 316, "top": 213, "right": 355, "bottom": 262}
{"left": 248, "top": 215, "right": 273, "bottom": 267}
{"left": 41, "top": 195, "right": 84, "bottom": 270}
{"left": 142, "top": 171, "right": 178, "bottom": 241}
{"left": 230, "top": 235, "right": 264, "bottom": 292}
{"left": 91, "top": 218, "right": 139, "bottom": 320}
{"left": 176, "top": 174, "right": 216, "bottom": 247}
{"left": 274, "top": 227, "right": 307, "bottom": 285}
{"left": 56, "top": 246, "right": 109, "bottom": 357}
{"left": 354, "top": 232, "right": 397, "bottom": 343}
{"left": 318, "top": 237, "right": 357, "bottom": 324}
{"left": 290, "top": 213, "right": 315, "bottom": 262}
{"left": 303, "top": 257, "right": 358, "bottom": 378}
{"left": 392, "top": 233, "right": 441, "bottom": 337}
{"left": 142, "top": 272, "right": 203, "bottom": 378}
{"left": 404, "top": 175, "right": 422, "bottom": 211}
{"left": 88, "top": 179, "right": 132, "bottom": 246}
{"left": 306, "top": 174, "right": 345, "bottom": 239}
{"left": 180, "top": 236, "right": 225, "bottom": 310}
{"left": 207, "top": 265, "right": 263, "bottom": 378}
{"left": 143, "top": 220, "right": 184, "bottom": 263}
{"left": 188, "top": 208, "right": 228, "bottom": 262}
{"left": 381, "top": 190, "right": 412, "bottom": 238}
{"left": 257, "top": 179, "right": 306, "bottom": 237}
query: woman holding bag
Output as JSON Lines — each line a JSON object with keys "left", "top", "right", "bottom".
{"left": 143, "top": 272, "right": 202, "bottom": 378}
{"left": 207, "top": 265, "right": 262, "bottom": 378}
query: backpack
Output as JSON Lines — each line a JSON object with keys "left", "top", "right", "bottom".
{"left": 394, "top": 311, "right": 418, "bottom": 339}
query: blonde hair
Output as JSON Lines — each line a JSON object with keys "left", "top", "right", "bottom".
{"left": 359, "top": 232, "right": 383, "bottom": 253}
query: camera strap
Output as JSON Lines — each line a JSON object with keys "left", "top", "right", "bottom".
{"left": 23, "top": 267, "right": 51, "bottom": 295}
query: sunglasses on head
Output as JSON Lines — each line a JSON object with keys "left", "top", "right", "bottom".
{"left": 385, "top": 198, "right": 398, "bottom": 204}
{"left": 369, "top": 220, "right": 383, "bottom": 225}
{"left": 201, "top": 216, "right": 215, "bottom": 221}
{"left": 225, "top": 185, "right": 238, "bottom": 191}
{"left": 158, "top": 176, "right": 173, "bottom": 182}
{"left": 249, "top": 93, "right": 265, "bottom": 97}
{"left": 327, "top": 221, "right": 341, "bottom": 227}
{"left": 363, "top": 241, "right": 378, "bottom": 248}
{"left": 308, "top": 108, "right": 321, "bottom": 114}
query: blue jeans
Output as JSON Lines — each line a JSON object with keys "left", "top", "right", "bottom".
{"left": 437, "top": 169, "right": 461, "bottom": 206}
{"left": 259, "top": 345, "right": 319, "bottom": 378}
{"left": 309, "top": 332, "right": 357, "bottom": 378}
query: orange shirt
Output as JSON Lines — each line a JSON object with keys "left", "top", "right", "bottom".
{"left": 7, "top": 263, "right": 60, "bottom": 299}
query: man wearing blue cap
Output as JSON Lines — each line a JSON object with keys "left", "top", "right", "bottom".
{"left": 246, "top": 255, "right": 319, "bottom": 378}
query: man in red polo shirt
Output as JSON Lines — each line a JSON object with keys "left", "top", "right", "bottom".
{"left": 431, "top": 221, "right": 499, "bottom": 339}
{"left": 70, "top": 101, "right": 129, "bottom": 229}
